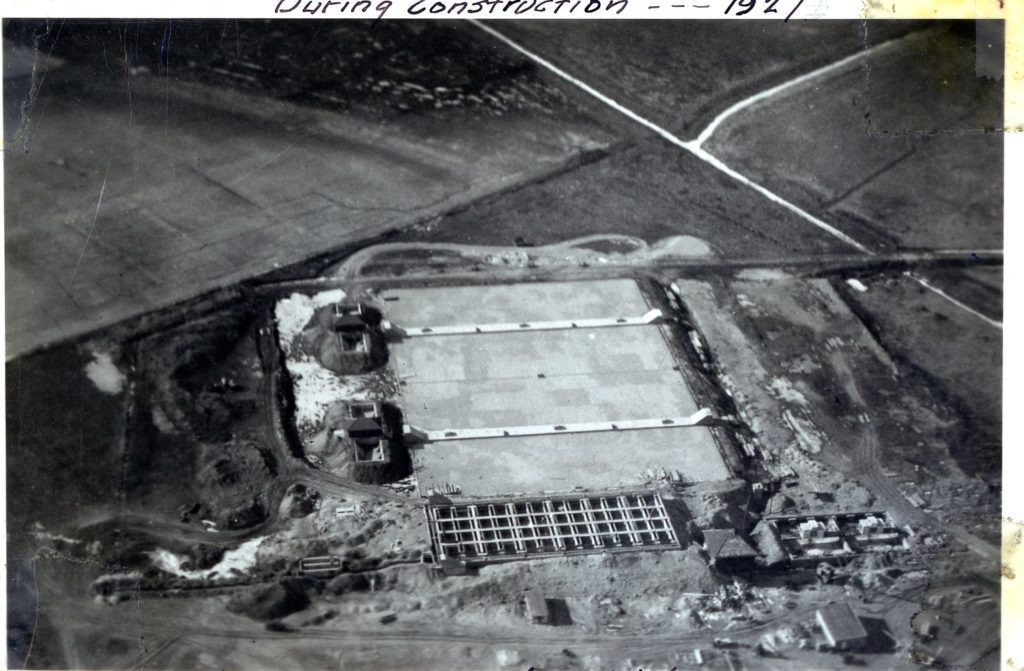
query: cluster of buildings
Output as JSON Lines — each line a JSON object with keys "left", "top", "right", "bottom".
{"left": 763, "top": 511, "right": 911, "bottom": 564}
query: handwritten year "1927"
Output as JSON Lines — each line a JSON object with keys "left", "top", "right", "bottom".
{"left": 724, "top": 0, "right": 805, "bottom": 21}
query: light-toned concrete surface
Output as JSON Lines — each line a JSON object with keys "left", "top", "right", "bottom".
{"left": 378, "top": 279, "right": 648, "bottom": 326}
{"left": 412, "top": 428, "right": 730, "bottom": 497}
{"left": 393, "top": 326, "right": 680, "bottom": 390}
{"left": 400, "top": 371, "right": 700, "bottom": 430}
{"left": 390, "top": 280, "right": 731, "bottom": 495}
{"left": 396, "top": 309, "right": 662, "bottom": 337}
{"left": 408, "top": 409, "right": 713, "bottom": 441}
{"left": 4, "top": 67, "right": 611, "bottom": 358}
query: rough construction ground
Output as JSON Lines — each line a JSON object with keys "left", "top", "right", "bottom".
{"left": 5, "top": 19, "right": 1002, "bottom": 671}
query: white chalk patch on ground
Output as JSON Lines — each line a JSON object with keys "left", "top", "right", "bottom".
{"left": 649, "top": 235, "right": 713, "bottom": 258}
{"left": 84, "top": 351, "right": 126, "bottom": 394}
{"left": 769, "top": 377, "right": 809, "bottom": 407}
{"left": 288, "top": 355, "right": 371, "bottom": 433}
{"left": 274, "top": 289, "right": 347, "bottom": 353}
{"left": 311, "top": 288, "right": 347, "bottom": 308}
{"left": 783, "top": 410, "right": 824, "bottom": 454}
{"left": 846, "top": 278, "right": 868, "bottom": 292}
{"left": 495, "top": 650, "right": 523, "bottom": 668}
{"left": 150, "top": 536, "right": 266, "bottom": 581}
{"left": 29, "top": 523, "right": 81, "bottom": 546}
{"left": 151, "top": 406, "right": 177, "bottom": 434}
{"left": 735, "top": 268, "right": 792, "bottom": 281}
{"left": 276, "top": 288, "right": 375, "bottom": 434}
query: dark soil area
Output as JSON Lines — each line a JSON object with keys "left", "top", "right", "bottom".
{"left": 228, "top": 577, "right": 321, "bottom": 622}
{"left": 836, "top": 274, "right": 1001, "bottom": 481}
{"left": 704, "top": 24, "right": 1003, "bottom": 254}
{"left": 497, "top": 20, "right": 926, "bottom": 137}
{"left": 921, "top": 266, "right": 1003, "bottom": 322}
{"left": 5, "top": 19, "right": 568, "bottom": 121}
{"left": 5, "top": 344, "right": 127, "bottom": 531}
{"left": 125, "top": 299, "right": 280, "bottom": 529}
{"left": 409, "top": 138, "right": 851, "bottom": 256}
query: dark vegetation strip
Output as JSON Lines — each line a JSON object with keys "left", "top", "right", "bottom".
{"left": 830, "top": 275, "right": 1001, "bottom": 482}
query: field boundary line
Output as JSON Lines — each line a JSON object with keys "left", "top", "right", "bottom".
{"left": 470, "top": 20, "right": 1002, "bottom": 329}
{"left": 908, "top": 273, "right": 1003, "bottom": 329}
{"left": 690, "top": 28, "right": 933, "bottom": 148}
{"left": 687, "top": 145, "right": 869, "bottom": 252}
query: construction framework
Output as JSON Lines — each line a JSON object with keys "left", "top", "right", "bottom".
{"left": 426, "top": 491, "right": 680, "bottom": 563}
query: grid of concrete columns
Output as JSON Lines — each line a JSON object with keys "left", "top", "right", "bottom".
{"left": 426, "top": 491, "right": 680, "bottom": 562}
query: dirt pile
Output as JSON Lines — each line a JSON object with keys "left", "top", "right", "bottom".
{"left": 180, "top": 544, "right": 228, "bottom": 572}
{"left": 337, "top": 234, "right": 716, "bottom": 278}
{"left": 750, "top": 521, "right": 788, "bottom": 567}
{"left": 315, "top": 401, "right": 411, "bottom": 484}
{"left": 296, "top": 302, "right": 387, "bottom": 375}
{"left": 678, "top": 479, "right": 754, "bottom": 531}
{"left": 127, "top": 305, "right": 283, "bottom": 531}
{"left": 280, "top": 484, "right": 320, "bottom": 519}
{"left": 194, "top": 442, "right": 273, "bottom": 529}
{"left": 227, "top": 577, "right": 322, "bottom": 622}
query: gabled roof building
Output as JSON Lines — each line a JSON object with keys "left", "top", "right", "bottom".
{"left": 816, "top": 602, "right": 868, "bottom": 651}
{"left": 701, "top": 529, "right": 759, "bottom": 571}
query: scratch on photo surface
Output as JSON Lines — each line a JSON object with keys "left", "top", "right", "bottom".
{"left": 223, "top": 140, "right": 299, "bottom": 189}
{"left": 69, "top": 157, "right": 114, "bottom": 288}
{"left": 15, "top": 20, "right": 65, "bottom": 150}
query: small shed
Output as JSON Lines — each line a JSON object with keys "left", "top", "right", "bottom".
{"left": 524, "top": 590, "right": 550, "bottom": 625}
{"left": 331, "top": 303, "right": 367, "bottom": 332}
{"left": 702, "top": 529, "right": 759, "bottom": 571}
{"left": 816, "top": 602, "right": 868, "bottom": 651}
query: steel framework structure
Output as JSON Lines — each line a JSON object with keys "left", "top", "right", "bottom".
{"left": 426, "top": 491, "right": 680, "bottom": 563}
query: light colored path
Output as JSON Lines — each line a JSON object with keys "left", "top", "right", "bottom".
{"left": 405, "top": 408, "right": 714, "bottom": 442}
{"left": 471, "top": 20, "right": 1001, "bottom": 330}
{"left": 394, "top": 308, "right": 662, "bottom": 337}
{"left": 906, "top": 272, "right": 1003, "bottom": 330}
{"left": 689, "top": 32, "right": 917, "bottom": 148}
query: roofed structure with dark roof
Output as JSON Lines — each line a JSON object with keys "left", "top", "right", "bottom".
{"left": 345, "top": 416, "right": 385, "bottom": 436}
{"left": 702, "top": 529, "right": 759, "bottom": 570}
{"left": 332, "top": 312, "right": 367, "bottom": 331}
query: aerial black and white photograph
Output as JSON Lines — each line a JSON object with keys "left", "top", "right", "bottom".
{"left": 3, "top": 15, "right": 1005, "bottom": 670}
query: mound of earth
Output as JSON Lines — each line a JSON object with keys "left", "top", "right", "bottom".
{"left": 227, "top": 577, "right": 321, "bottom": 622}
{"left": 180, "top": 543, "right": 227, "bottom": 571}
{"left": 194, "top": 441, "right": 272, "bottom": 529}
{"left": 649, "top": 235, "right": 714, "bottom": 259}
{"left": 295, "top": 303, "right": 387, "bottom": 375}
{"left": 312, "top": 401, "right": 411, "bottom": 484}
{"left": 326, "top": 572, "right": 376, "bottom": 596}
{"left": 750, "top": 520, "right": 789, "bottom": 567}
{"left": 679, "top": 479, "right": 753, "bottom": 531}
{"left": 280, "top": 484, "right": 320, "bottom": 519}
